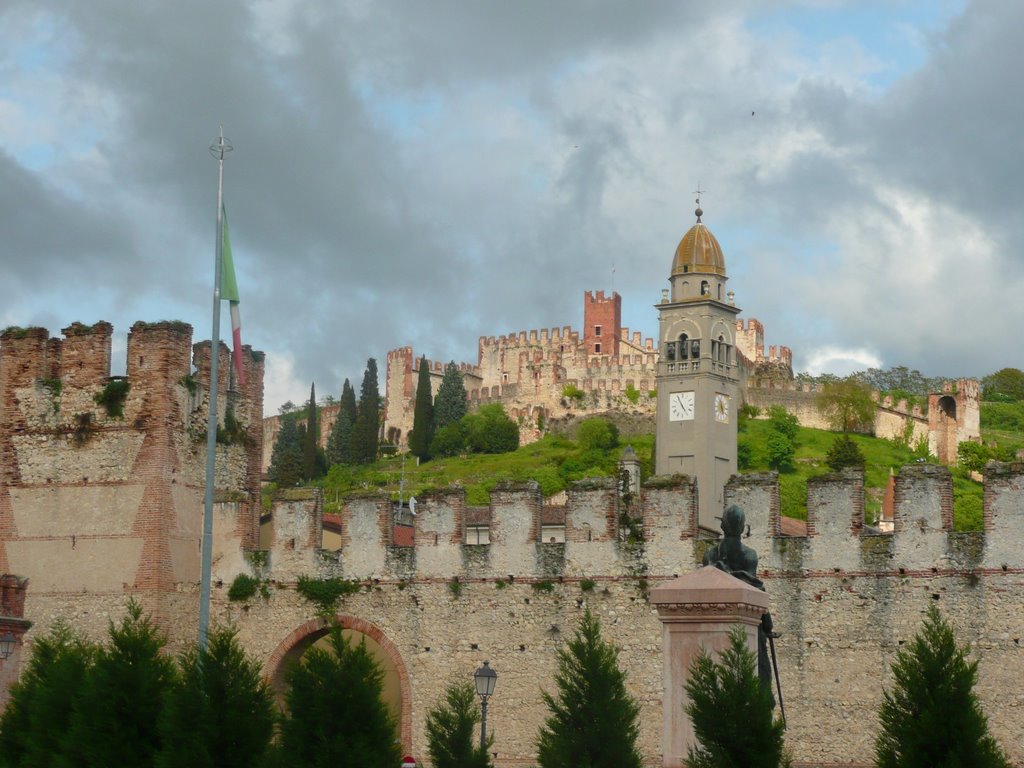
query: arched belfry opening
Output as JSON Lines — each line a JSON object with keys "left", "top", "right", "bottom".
{"left": 265, "top": 616, "right": 412, "bottom": 750}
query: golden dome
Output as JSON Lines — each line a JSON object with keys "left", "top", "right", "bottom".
{"left": 671, "top": 211, "right": 726, "bottom": 277}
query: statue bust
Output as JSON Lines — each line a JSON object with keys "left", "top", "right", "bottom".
{"left": 702, "top": 504, "right": 762, "bottom": 590}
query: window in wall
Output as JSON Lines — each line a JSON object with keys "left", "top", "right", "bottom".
{"left": 502, "top": 372, "right": 509, "bottom": 383}
{"left": 666, "top": 342, "right": 676, "bottom": 361}
{"left": 465, "top": 526, "right": 491, "bottom": 545}
{"left": 701, "top": 280, "right": 710, "bottom": 295}
{"left": 678, "top": 334, "right": 689, "bottom": 359}
{"left": 594, "top": 343, "right": 601, "bottom": 354}
{"left": 540, "top": 525, "right": 566, "bottom": 544}
{"left": 594, "top": 325, "right": 602, "bottom": 337}
{"left": 691, "top": 339, "right": 700, "bottom": 359}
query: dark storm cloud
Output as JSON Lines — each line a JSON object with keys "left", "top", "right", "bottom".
{"left": 0, "top": 0, "right": 1020, "bottom": 406}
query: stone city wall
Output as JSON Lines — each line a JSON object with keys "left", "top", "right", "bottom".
{"left": 118, "top": 463, "right": 1023, "bottom": 767}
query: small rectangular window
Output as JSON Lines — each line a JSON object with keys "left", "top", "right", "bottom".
{"left": 594, "top": 343, "right": 601, "bottom": 354}
{"left": 540, "top": 525, "right": 565, "bottom": 544}
{"left": 594, "top": 325, "right": 602, "bottom": 337}
{"left": 465, "top": 526, "right": 491, "bottom": 545}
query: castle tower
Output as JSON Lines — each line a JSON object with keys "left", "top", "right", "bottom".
{"left": 655, "top": 204, "right": 741, "bottom": 527}
{"left": 583, "top": 290, "right": 621, "bottom": 356}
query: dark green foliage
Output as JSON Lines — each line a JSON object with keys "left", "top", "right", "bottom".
{"left": 409, "top": 357, "right": 435, "bottom": 460}
{"left": 269, "top": 416, "right": 303, "bottom": 487}
{"left": 217, "top": 404, "right": 248, "bottom": 446}
{"left": 351, "top": 359, "right": 381, "bottom": 464}
{"left": 326, "top": 379, "right": 357, "bottom": 466}
{"left": 464, "top": 404, "right": 520, "bottom": 454}
{"left": 431, "top": 421, "right": 469, "bottom": 457}
{"left": 425, "top": 682, "right": 493, "bottom": 768}
{"left": 95, "top": 378, "right": 130, "bottom": 418}
{"left": 577, "top": 418, "right": 619, "bottom": 451}
{"left": 816, "top": 376, "right": 876, "bottom": 433}
{"left": 535, "top": 609, "right": 642, "bottom": 768}
{"left": 875, "top": 606, "right": 1011, "bottom": 768}
{"left": 767, "top": 406, "right": 799, "bottom": 440}
{"left": 434, "top": 361, "right": 468, "bottom": 430}
{"left": 852, "top": 366, "right": 941, "bottom": 396}
{"left": 278, "top": 627, "right": 402, "bottom": 768}
{"left": 981, "top": 367, "right": 1024, "bottom": 402}
{"left": 64, "top": 600, "right": 176, "bottom": 768}
{"left": 228, "top": 573, "right": 268, "bottom": 602}
{"left": 685, "top": 626, "right": 789, "bottom": 768}
{"left": 301, "top": 383, "right": 326, "bottom": 479}
{"left": 957, "top": 441, "right": 991, "bottom": 473}
{"left": 156, "top": 627, "right": 275, "bottom": 768}
{"left": 0, "top": 622, "right": 95, "bottom": 768}
{"left": 295, "top": 575, "right": 361, "bottom": 617}
{"left": 766, "top": 431, "right": 794, "bottom": 472}
{"left": 826, "top": 434, "right": 866, "bottom": 471}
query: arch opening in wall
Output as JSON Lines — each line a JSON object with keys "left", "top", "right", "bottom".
{"left": 938, "top": 396, "right": 956, "bottom": 421}
{"left": 265, "top": 616, "right": 412, "bottom": 750}
{"left": 678, "top": 333, "right": 689, "bottom": 359}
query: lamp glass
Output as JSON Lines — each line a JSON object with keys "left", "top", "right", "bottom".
{"left": 474, "top": 660, "right": 497, "bottom": 697}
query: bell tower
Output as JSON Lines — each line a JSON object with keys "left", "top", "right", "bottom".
{"left": 654, "top": 201, "right": 741, "bottom": 527}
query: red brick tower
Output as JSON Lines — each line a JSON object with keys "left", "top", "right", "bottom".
{"left": 583, "top": 291, "right": 621, "bottom": 357}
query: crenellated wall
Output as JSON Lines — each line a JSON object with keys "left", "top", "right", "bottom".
{"left": 0, "top": 321, "right": 263, "bottom": 645}
{"left": 186, "top": 462, "right": 1024, "bottom": 766}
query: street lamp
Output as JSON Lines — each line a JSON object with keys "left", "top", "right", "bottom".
{"left": 473, "top": 660, "right": 497, "bottom": 749}
{"left": 0, "top": 632, "right": 16, "bottom": 660}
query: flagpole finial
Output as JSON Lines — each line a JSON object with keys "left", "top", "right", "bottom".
{"left": 209, "top": 130, "right": 233, "bottom": 160}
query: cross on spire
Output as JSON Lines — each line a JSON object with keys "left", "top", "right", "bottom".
{"left": 693, "top": 183, "right": 706, "bottom": 223}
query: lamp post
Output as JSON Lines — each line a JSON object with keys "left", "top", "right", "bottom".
{"left": 473, "top": 660, "right": 497, "bottom": 750}
{"left": 0, "top": 632, "right": 15, "bottom": 660}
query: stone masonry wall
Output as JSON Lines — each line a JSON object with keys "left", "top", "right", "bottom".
{"left": 67, "top": 463, "right": 1016, "bottom": 768}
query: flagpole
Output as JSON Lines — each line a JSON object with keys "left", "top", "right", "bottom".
{"left": 199, "top": 128, "right": 233, "bottom": 649}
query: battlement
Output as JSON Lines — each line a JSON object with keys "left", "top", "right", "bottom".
{"left": 479, "top": 326, "right": 580, "bottom": 348}
{"left": 584, "top": 290, "right": 619, "bottom": 304}
{"left": 247, "top": 463, "right": 1024, "bottom": 585}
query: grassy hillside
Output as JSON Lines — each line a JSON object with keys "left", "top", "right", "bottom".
{"left": 313, "top": 416, "right": 990, "bottom": 530}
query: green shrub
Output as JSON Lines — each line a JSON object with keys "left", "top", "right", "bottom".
{"left": 532, "top": 580, "right": 556, "bottom": 593}
{"left": 562, "top": 384, "right": 585, "bottom": 403}
{"left": 95, "top": 379, "right": 131, "bottom": 418}
{"left": 826, "top": 434, "right": 866, "bottom": 471}
{"left": 295, "top": 576, "right": 360, "bottom": 617}
{"left": 580, "top": 578, "right": 596, "bottom": 593}
{"left": 577, "top": 418, "right": 619, "bottom": 451}
{"left": 767, "top": 406, "right": 798, "bottom": 440}
{"left": 227, "top": 574, "right": 262, "bottom": 602}
{"left": 623, "top": 384, "right": 640, "bottom": 404}
{"left": 766, "top": 431, "right": 794, "bottom": 472}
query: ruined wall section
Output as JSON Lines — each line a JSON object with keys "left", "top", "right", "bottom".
{"left": 1, "top": 322, "right": 263, "bottom": 648}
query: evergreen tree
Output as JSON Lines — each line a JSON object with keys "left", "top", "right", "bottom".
{"left": 408, "top": 356, "right": 434, "bottom": 460}
{"left": 278, "top": 626, "right": 401, "bottom": 768}
{"left": 156, "top": 627, "right": 276, "bottom": 768}
{"left": 425, "top": 681, "right": 493, "bottom": 768}
{"left": 301, "top": 383, "right": 326, "bottom": 479}
{"left": 875, "top": 606, "right": 1011, "bottom": 768}
{"left": 826, "top": 433, "right": 866, "bottom": 471}
{"left": 684, "top": 626, "right": 789, "bottom": 768}
{"left": 0, "top": 622, "right": 95, "bottom": 768}
{"left": 64, "top": 600, "right": 176, "bottom": 768}
{"left": 434, "top": 361, "right": 468, "bottom": 430}
{"left": 536, "top": 608, "right": 642, "bottom": 768}
{"left": 351, "top": 359, "right": 381, "bottom": 464}
{"left": 268, "top": 415, "right": 303, "bottom": 486}
{"left": 326, "top": 379, "right": 357, "bottom": 466}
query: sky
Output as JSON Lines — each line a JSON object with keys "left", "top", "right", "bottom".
{"left": 2, "top": 0, "right": 1021, "bottom": 412}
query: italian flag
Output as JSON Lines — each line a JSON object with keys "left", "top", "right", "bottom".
{"left": 220, "top": 205, "right": 245, "bottom": 387}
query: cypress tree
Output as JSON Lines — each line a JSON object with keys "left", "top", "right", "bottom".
{"left": 326, "top": 379, "right": 357, "bottom": 466}
{"left": 64, "top": 600, "right": 176, "bottom": 768}
{"left": 875, "top": 606, "right": 1011, "bottom": 768}
{"left": 536, "top": 608, "right": 642, "bottom": 768}
{"left": 302, "top": 382, "right": 325, "bottom": 479}
{"left": 434, "top": 361, "right": 468, "bottom": 430}
{"left": 0, "top": 621, "right": 96, "bottom": 768}
{"left": 684, "top": 625, "right": 789, "bottom": 768}
{"left": 351, "top": 359, "right": 381, "bottom": 464}
{"left": 157, "top": 627, "right": 275, "bottom": 768}
{"left": 269, "top": 415, "right": 303, "bottom": 487}
{"left": 278, "top": 626, "right": 401, "bottom": 768}
{"left": 408, "top": 356, "right": 434, "bottom": 460}
{"left": 426, "top": 682, "right": 493, "bottom": 768}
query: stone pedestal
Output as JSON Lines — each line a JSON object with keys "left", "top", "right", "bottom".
{"left": 650, "top": 566, "right": 770, "bottom": 768}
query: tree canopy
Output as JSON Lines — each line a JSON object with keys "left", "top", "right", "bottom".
{"left": 816, "top": 376, "right": 876, "bottom": 433}
{"left": 269, "top": 415, "right": 303, "bottom": 486}
{"left": 409, "top": 356, "right": 435, "bottom": 460}
{"left": 351, "top": 359, "right": 381, "bottom": 464}
{"left": 425, "top": 681, "right": 493, "bottom": 768}
{"left": 982, "top": 367, "right": 1024, "bottom": 403}
{"left": 434, "top": 362, "right": 468, "bottom": 430}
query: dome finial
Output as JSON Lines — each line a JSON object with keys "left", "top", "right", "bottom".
{"left": 693, "top": 182, "right": 705, "bottom": 223}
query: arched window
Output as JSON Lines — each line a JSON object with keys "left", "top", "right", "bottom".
{"left": 666, "top": 341, "right": 676, "bottom": 361}
{"left": 678, "top": 333, "right": 689, "bottom": 360}
{"left": 717, "top": 284, "right": 722, "bottom": 300}
{"left": 701, "top": 280, "right": 710, "bottom": 295}
{"left": 718, "top": 335, "right": 726, "bottom": 362}
{"left": 691, "top": 339, "right": 700, "bottom": 359}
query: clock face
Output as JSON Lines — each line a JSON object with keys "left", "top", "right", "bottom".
{"left": 669, "top": 391, "right": 695, "bottom": 421}
{"left": 714, "top": 393, "right": 730, "bottom": 423}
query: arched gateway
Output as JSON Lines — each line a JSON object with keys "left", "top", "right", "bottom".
{"left": 265, "top": 616, "right": 413, "bottom": 750}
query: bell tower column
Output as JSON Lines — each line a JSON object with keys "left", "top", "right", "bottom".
{"left": 654, "top": 204, "right": 741, "bottom": 527}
